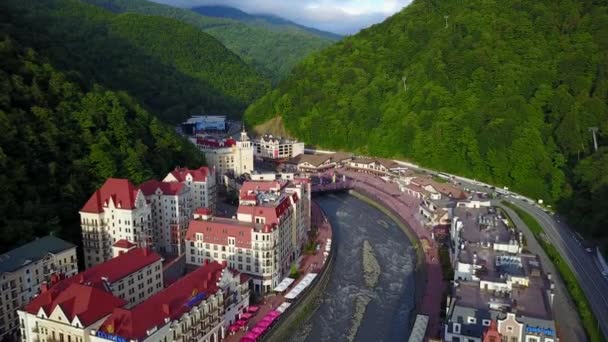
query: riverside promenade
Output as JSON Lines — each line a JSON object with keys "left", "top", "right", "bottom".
{"left": 225, "top": 200, "right": 333, "bottom": 342}
{"left": 337, "top": 169, "right": 446, "bottom": 339}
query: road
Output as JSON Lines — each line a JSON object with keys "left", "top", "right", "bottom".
{"left": 306, "top": 148, "right": 608, "bottom": 339}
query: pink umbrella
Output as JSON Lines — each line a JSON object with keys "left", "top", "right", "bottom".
{"left": 244, "top": 332, "right": 258, "bottom": 340}
{"left": 241, "top": 312, "right": 253, "bottom": 319}
{"left": 247, "top": 305, "right": 259, "bottom": 313}
{"left": 229, "top": 325, "right": 240, "bottom": 333}
{"left": 251, "top": 327, "right": 265, "bottom": 334}
{"left": 236, "top": 319, "right": 247, "bottom": 326}
{"left": 256, "top": 321, "right": 271, "bottom": 329}
{"left": 240, "top": 337, "right": 255, "bottom": 342}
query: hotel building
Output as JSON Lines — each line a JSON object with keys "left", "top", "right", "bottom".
{"left": 252, "top": 134, "right": 304, "bottom": 161}
{"left": 90, "top": 261, "right": 248, "bottom": 342}
{"left": 185, "top": 180, "right": 311, "bottom": 294}
{"left": 0, "top": 236, "right": 77, "bottom": 340}
{"left": 196, "top": 131, "right": 254, "bottom": 184}
{"left": 81, "top": 167, "right": 216, "bottom": 265}
{"left": 18, "top": 248, "right": 163, "bottom": 342}
{"left": 80, "top": 179, "right": 153, "bottom": 268}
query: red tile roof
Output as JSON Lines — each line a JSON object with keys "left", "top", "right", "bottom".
{"left": 97, "top": 262, "right": 226, "bottom": 340}
{"left": 194, "top": 207, "right": 212, "bottom": 215}
{"left": 168, "top": 167, "right": 211, "bottom": 182}
{"left": 236, "top": 194, "right": 292, "bottom": 226}
{"left": 81, "top": 178, "right": 140, "bottom": 213}
{"left": 113, "top": 239, "right": 136, "bottom": 249}
{"left": 186, "top": 219, "right": 253, "bottom": 248}
{"left": 238, "top": 181, "right": 283, "bottom": 198}
{"left": 196, "top": 137, "right": 236, "bottom": 148}
{"left": 24, "top": 283, "right": 126, "bottom": 327}
{"left": 138, "top": 179, "right": 185, "bottom": 196}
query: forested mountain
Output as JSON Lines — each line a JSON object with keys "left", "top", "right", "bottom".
{"left": 191, "top": 5, "right": 342, "bottom": 41}
{"left": 1, "top": 0, "right": 269, "bottom": 123}
{"left": 245, "top": 0, "right": 608, "bottom": 248}
{"left": 81, "top": 0, "right": 338, "bottom": 82}
{"left": 0, "top": 20, "right": 205, "bottom": 253}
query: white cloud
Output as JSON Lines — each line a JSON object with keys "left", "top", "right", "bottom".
{"left": 150, "top": 0, "right": 412, "bottom": 34}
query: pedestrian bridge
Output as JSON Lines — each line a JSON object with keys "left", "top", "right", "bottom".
{"left": 311, "top": 179, "right": 354, "bottom": 193}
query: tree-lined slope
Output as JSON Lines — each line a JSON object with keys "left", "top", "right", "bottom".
{"left": 82, "top": 0, "right": 338, "bottom": 81}
{"left": 0, "top": 25, "right": 205, "bottom": 252}
{"left": 2, "top": 0, "right": 269, "bottom": 122}
{"left": 245, "top": 0, "right": 608, "bottom": 245}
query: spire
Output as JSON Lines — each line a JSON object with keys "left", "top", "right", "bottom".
{"left": 240, "top": 123, "right": 249, "bottom": 142}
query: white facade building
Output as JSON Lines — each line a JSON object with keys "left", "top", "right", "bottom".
{"left": 185, "top": 180, "right": 310, "bottom": 295}
{"left": 196, "top": 131, "right": 254, "bottom": 184}
{"left": 89, "top": 262, "right": 248, "bottom": 342}
{"left": 18, "top": 248, "right": 163, "bottom": 342}
{"left": 252, "top": 134, "right": 304, "bottom": 161}
{"left": 139, "top": 180, "right": 193, "bottom": 256}
{"left": 163, "top": 167, "right": 216, "bottom": 211}
{"left": 80, "top": 179, "right": 152, "bottom": 268}
{"left": 0, "top": 236, "right": 77, "bottom": 340}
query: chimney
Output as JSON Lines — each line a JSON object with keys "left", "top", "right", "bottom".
{"left": 162, "top": 304, "right": 170, "bottom": 315}
{"left": 40, "top": 282, "right": 49, "bottom": 293}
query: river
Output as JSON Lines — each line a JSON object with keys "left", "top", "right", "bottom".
{"left": 292, "top": 193, "right": 417, "bottom": 342}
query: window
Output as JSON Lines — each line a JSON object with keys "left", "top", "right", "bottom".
{"left": 482, "top": 319, "right": 491, "bottom": 326}
{"left": 467, "top": 317, "right": 476, "bottom": 324}
{"left": 453, "top": 323, "right": 461, "bottom": 334}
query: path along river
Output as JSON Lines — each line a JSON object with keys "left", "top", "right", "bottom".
{"left": 292, "top": 193, "right": 417, "bottom": 342}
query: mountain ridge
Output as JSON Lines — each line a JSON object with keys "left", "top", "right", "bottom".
{"left": 191, "top": 5, "right": 343, "bottom": 40}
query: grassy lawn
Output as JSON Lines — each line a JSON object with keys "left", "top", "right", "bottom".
{"left": 502, "top": 201, "right": 604, "bottom": 342}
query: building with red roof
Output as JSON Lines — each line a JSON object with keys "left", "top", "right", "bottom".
{"left": 80, "top": 179, "right": 152, "bottom": 268}
{"left": 192, "top": 130, "right": 253, "bottom": 185}
{"left": 139, "top": 179, "right": 193, "bottom": 256}
{"left": 18, "top": 248, "right": 164, "bottom": 342}
{"left": 185, "top": 179, "right": 310, "bottom": 295}
{"left": 91, "top": 262, "right": 249, "bottom": 342}
{"left": 163, "top": 166, "right": 216, "bottom": 212}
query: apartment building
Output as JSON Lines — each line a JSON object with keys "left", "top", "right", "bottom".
{"left": 18, "top": 248, "right": 163, "bottom": 342}
{"left": 89, "top": 262, "right": 249, "bottom": 342}
{"left": 139, "top": 180, "right": 193, "bottom": 256}
{"left": 163, "top": 166, "right": 216, "bottom": 211}
{"left": 252, "top": 134, "right": 304, "bottom": 161}
{"left": 0, "top": 236, "right": 77, "bottom": 340}
{"left": 80, "top": 179, "right": 152, "bottom": 268}
{"left": 185, "top": 180, "right": 310, "bottom": 294}
{"left": 196, "top": 131, "right": 254, "bottom": 183}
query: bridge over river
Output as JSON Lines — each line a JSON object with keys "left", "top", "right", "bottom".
{"left": 290, "top": 193, "right": 417, "bottom": 342}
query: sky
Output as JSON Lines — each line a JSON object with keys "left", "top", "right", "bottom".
{"left": 150, "top": 0, "right": 413, "bottom": 35}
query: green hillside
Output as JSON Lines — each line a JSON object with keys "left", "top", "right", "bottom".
{"left": 245, "top": 0, "right": 608, "bottom": 246}
{"left": 81, "top": 0, "right": 338, "bottom": 82}
{"left": 2, "top": 0, "right": 269, "bottom": 123}
{"left": 0, "top": 23, "right": 205, "bottom": 253}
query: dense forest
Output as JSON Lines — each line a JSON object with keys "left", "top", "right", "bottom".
{"left": 81, "top": 0, "right": 338, "bottom": 82}
{"left": 1, "top": 0, "right": 269, "bottom": 123}
{"left": 0, "top": 17, "right": 206, "bottom": 253}
{"left": 245, "top": 0, "right": 608, "bottom": 249}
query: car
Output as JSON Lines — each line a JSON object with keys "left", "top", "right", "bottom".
{"left": 586, "top": 248, "right": 593, "bottom": 253}
{"left": 602, "top": 271, "right": 608, "bottom": 279}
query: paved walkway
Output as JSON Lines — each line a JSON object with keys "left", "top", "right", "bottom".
{"left": 334, "top": 170, "right": 447, "bottom": 339}
{"left": 225, "top": 201, "right": 333, "bottom": 342}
